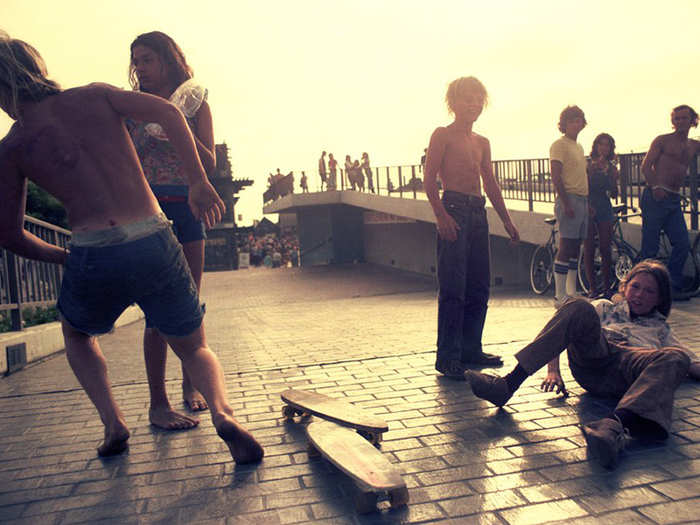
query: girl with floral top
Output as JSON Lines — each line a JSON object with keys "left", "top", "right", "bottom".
{"left": 468, "top": 260, "right": 698, "bottom": 468}
{"left": 128, "top": 31, "right": 216, "bottom": 430}
{"left": 583, "top": 133, "right": 620, "bottom": 297}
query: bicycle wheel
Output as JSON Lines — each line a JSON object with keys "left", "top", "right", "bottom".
{"left": 580, "top": 244, "right": 627, "bottom": 296}
{"left": 692, "top": 235, "right": 700, "bottom": 295}
{"left": 614, "top": 244, "right": 637, "bottom": 285}
{"left": 657, "top": 235, "right": 699, "bottom": 293}
{"left": 530, "top": 245, "right": 554, "bottom": 294}
{"left": 681, "top": 244, "right": 700, "bottom": 293}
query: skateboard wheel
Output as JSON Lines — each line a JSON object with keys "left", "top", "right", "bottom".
{"left": 389, "top": 486, "right": 409, "bottom": 508}
{"left": 357, "top": 430, "right": 382, "bottom": 446}
{"left": 355, "top": 491, "right": 378, "bottom": 514}
{"left": 307, "top": 443, "right": 321, "bottom": 457}
{"left": 282, "top": 405, "right": 296, "bottom": 419}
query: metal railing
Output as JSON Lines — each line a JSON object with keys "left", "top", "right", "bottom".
{"left": 1, "top": 216, "right": 71, "bottom": 331}
{"left": 292, "top": 152, "right": 700, "bottom": 230}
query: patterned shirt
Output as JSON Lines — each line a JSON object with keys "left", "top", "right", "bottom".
{"left": 592, "top": 298, "right": 698, "bottom": 363}
{"left": 126, "top": 117, "right": 197, "bottom": 195}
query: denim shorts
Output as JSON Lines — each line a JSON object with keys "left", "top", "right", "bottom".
{"left": 58, "top": 226, "right": 204, "bottom": 337}
{"left": 160, "top": 201, "right": 206, "bottom": 244}
{"left": 555, "top": 194, "right": 588, "bottom": 240}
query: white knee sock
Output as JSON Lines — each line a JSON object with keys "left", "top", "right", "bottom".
{"left": 554, "top": 261, "right": 569, "bottom": 300}
{"left": 566, "top": 258, "right": 578, "bottom": 297}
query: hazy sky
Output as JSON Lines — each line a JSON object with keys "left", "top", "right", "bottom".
{"left": 2, "top": 0, "right": 699, "bottom": 223}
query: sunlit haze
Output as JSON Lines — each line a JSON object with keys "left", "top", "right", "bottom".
{"left": 2, "top": 0, "right": 699, "bottom": 224}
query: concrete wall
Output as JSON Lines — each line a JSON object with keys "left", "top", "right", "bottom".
{"left": 364, "top": 221, "right": 437, "bottom": 276}
{"left": 297, "top": 205, "right": 334, "bottom": 266}
{"left": 0, "top": 305, "right": 144, "bottom": 375}
{"left": 364, "top": 219, "right": 536, "bottom": 288}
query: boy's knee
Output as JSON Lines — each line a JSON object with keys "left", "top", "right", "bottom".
{"left": 663, "top": 349, "right": 691, "bottom": 372}
{"left": 562, "top": 297, "right": 595, "bottom": 317}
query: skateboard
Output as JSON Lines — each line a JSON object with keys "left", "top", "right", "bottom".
{"left": 306, "top": 420, "right": 408, "bottom": 513}
{"left": 280, "top": 388, "right": 389, "bottom": 444}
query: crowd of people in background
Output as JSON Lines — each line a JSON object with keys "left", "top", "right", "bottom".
{"left": 239, "top": 231, "right": 300, "bottom": 268}
{"left": 317, "top": 151, "right": 375, "bottom": 192}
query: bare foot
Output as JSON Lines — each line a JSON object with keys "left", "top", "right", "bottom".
{"left": 97, "top": 421, "right": 130, "bottom": 457}
{"left": 214, "top": 414, "right": 264, "bottom": 464}
{"left": 149, "top": 406, "right": 200, "bottom": 430}
{"left": 183, "top": 386, "right": 208, "bottom": 412}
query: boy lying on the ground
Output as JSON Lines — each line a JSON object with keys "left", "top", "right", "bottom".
{"left": 467, "top": 260, "right": 699, "bottom": 468}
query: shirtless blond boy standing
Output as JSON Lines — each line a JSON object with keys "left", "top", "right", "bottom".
{"left": 0, "top": 34, "right": 263, "bottom": 462}
{"left": 640, "top": 105, "right": 700, "bottom": 298}
{"left": 424, "top": 76, "right": 520, "bottom": 378}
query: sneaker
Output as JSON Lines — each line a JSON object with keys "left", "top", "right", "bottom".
{"left": 466, "top": 370, "right": 512, "bottom": 407}
{"left": 462, "top": 351, "right": 503, "bottom": 367}
{"left": 581, "top": 416, "right": 631, "bottom": 469}
{"left": 435, "top": 359, "right": 466, "bottom": 380}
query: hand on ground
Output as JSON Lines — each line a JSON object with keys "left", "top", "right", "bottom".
{"left": 540, "top": 371, "right": 568, "bottom": 397}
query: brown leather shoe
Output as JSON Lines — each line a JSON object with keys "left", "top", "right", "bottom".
{"left": 466, "top": 370, "right": 512, "bottom": 407}
{"left": 581, "top": 416, "right": 631, "bottom": 469}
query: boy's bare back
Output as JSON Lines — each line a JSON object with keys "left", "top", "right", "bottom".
{"left": 0, "top": 83, "right": 160, "bottom": 233}
{"left": 427, "top": 123, "right": 488, "bottom": 196}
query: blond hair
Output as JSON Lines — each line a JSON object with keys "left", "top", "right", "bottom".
{"left": 0, "top": 31, "right": 60, "bottom": 120}
{"left": 445, "top": 76, "right": 488, "bottom": 115}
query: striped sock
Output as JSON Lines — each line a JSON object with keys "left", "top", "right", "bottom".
{"left": 554, "top": 261, "right": 569, "bottom": 300}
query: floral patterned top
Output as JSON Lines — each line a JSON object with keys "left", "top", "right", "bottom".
{"left": 126, "top": 117, "right": 197, "bottom": 197}
{"left": 592, "top": 298, "right": 697, "bottom": 363}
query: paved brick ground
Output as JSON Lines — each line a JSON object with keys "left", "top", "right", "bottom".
{"left": 0, "top": 264, "right": 698, "bottom": 524}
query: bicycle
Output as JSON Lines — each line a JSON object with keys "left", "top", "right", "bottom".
{"left": 578, "top": 204, "right": 700, "bottom": 295}
{"left": 529, "top": 217, "right": 557, "bottom": 294}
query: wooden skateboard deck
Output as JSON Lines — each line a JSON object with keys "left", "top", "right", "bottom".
{"left": 280, "top": 388, "right": 388, "bottom": 444}
{"left": 306, "top": 420, "right": 408, "bottom": 513}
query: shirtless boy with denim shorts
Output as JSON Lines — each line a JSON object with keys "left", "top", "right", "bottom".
{"left": 0, "top": 34, "right": 263, "bottom": 462}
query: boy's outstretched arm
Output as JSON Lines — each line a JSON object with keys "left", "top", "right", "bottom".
{"left": 480, "top": 138, "right": 519, "bottom": 242}
{"left": 0, "top": 151, "right": 67, "bottom": 264}
{"left": 641, "top": 136, "right": 667, "bottom": 200}
{"left": 424, "top": 127, "right": 459, "bottom": 241}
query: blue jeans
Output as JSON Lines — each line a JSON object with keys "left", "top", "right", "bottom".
{"left": 58, "top": 226, "right": 204, "bottom": 336}
{"left": 640, "top": 187, "right": 689, "bottom": 289}
{"left": 436, "top": 191, "right": 490, "bottom": 365}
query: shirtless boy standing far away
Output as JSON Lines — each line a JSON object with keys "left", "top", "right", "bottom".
{"left": 640, "top": 104, "right": 700, "bottom": 299}
{"left": 424, "top": 76, "right": 520, "bottom": 379}
{"left": 0, "top": 34, "right": 264, "bottom": 462}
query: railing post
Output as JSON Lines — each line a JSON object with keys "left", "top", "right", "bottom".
{"left": 691, "top": 154, "right": 699, "bottom": 231}
{"left": 398, "top": 166, "right": 403, "bottom": 198}
{"left": 52, "top": 230, "right": 62, "bottom": 295}
{"left": 6, "top": 251, "right": 23, "bottom": 331}
{"left": 619, "top": 154, "right": 629, "bottom": 216}
{"left": 386, "top": 167, "right": 390, "bottom": 195}
{"left": 411, "top": 165, "right": 417, "bottom": 199}
{"left": 526, "top": 160, "right": 533, "bottom": 212}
